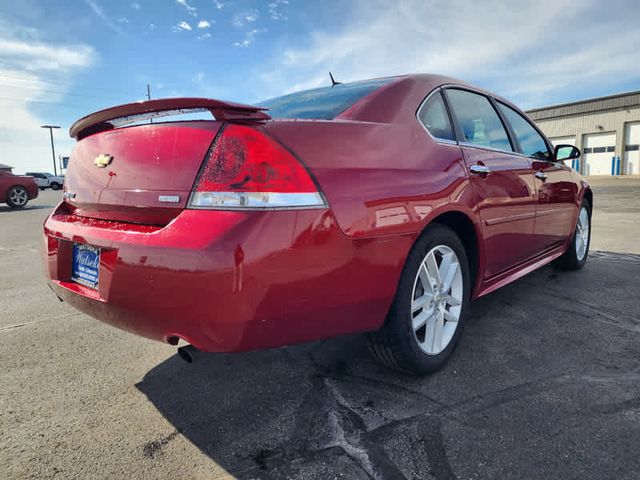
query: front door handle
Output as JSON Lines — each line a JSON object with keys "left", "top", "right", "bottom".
{"left": 469, "top": 164, "right": 491, "bottom": 175}
{"left": 535, "top": 171, "right": 547, "bottom": 181}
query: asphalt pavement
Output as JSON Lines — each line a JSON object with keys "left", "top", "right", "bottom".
{"left": 1, "top": 177, "right": 639, "bottom": 479}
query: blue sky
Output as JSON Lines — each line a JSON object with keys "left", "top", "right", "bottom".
{"left": 1, "top": 0, "right": 639, "bottom": 173}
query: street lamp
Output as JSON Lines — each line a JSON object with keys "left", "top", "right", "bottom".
{"left": 41, "top": 125, "right": 61, "bottom": 176}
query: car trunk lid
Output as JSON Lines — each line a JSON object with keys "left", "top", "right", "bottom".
{"left": 64, "top": 98, "right": 270, "bottom": 225}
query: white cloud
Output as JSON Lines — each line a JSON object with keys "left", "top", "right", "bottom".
{"left": 233, "top": 28, "right": 264, "bottom": 48}
{"left": 176, "top": 0, "right": 197, "bottom": 17}
{"left": 131, "top": 2, "right": 141, "bottom": 9}
{"left": 117, "top": 17, "right": 129, "bottom": 24}
{"left": 172, "top": 21, "right": 192, "bottom": 32}
{"left": 268, "top": 0, "right": 289, "bottom": 20}
{"left": 258, "top": 0, "right": 640, "bottom": 107}
{"left": 198, "top": 20, "right": 212, "bottom": 29}
{"left": 0, "top": 22, "right": 96, "bottom": 173}
{"left": 0, "top": 39, "right": 94, "bottom": 70}
{"left": 84, "top": 0, "right": 125, "bottom": 35}
{"left": 198, "top": 33, "right": 212, "bottom": 40}
{"left": 232, "top": 11, "right": 258, "bottom": 27}
{"left": 213, "top": 0, "right": 225, "bottom": 10}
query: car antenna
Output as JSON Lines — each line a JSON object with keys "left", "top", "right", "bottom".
{"left": 329, "top": 72, "right": 342, "bottom": 87}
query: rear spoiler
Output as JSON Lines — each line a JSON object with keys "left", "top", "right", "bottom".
{"left": 69, "top": 97, "right": 271, "bottom": 139}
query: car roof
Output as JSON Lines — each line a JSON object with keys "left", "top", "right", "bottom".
{"left": 337, "top": 73, "right": 522, "bottom": 124}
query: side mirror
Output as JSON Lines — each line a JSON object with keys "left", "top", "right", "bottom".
{"left": 554, "top": 144, "right": 581, "bottom": 162}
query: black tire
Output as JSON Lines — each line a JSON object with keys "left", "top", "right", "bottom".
{"left": 39, "top": 187, "right": 45, "bottom": 191}
{"left": 367, "top": 224, "right": 471, "bottom": 375}
{"left": 50, "top": 182, "right": 61, "bottom": 191}
{"left": 6, "top": 185, "right": 29, "bottom": 208}
{"left": 554, "top": 199, "right": 591, "bottom": 271}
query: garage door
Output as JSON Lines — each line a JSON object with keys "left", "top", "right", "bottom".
{"left": 583, "top": 132, "right": 616, "bottom": 176}
{"left": 624, "top": 123, "right": 640, "bottom": 175}
{"left": 550, "top": 136, "right": 577, "bottom": 170}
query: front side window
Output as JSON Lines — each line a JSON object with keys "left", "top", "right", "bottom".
{"left": 445, "top": 89, "right": 512, "bottom": 152}
{"left": 497, "top": 102, "right": 550, "bottom": 160}
{"left": 417, "top": 91, "right": 455, "bottom": 141}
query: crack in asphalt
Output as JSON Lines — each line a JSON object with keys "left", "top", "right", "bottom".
{"left": 418, "top": 416, "right": 458, "bottom": 480}
{"left": 512, "top": 285, "right": 640, "bottom": 334}
{"left": 234, "top": 361, "right": 640, "bottom": 479}
{"left": 1, "top": 313, "right": 83, "bottom": 331}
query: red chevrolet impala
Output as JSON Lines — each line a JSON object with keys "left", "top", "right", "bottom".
{"left": 43, "top": 75, "right": 591, "bottom": 373}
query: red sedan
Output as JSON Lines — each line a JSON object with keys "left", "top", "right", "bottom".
{"left": 43, "top": 75, "right": 591, "bottom": 374}
{"left": 1, "top": 170, "right": 38, "bottom": 208}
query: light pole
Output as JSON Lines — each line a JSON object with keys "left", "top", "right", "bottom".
{"left": 41, "top": 125, "right": 61, "bottom": 176}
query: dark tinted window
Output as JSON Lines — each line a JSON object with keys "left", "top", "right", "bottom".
{"left": 259, "top": 78, "right": 393, "bottom": 120}
{"left": 417, "top": 91, "right": 454, "bottom": 141}
{"left": 497, "top": 102, "right": 550, "bottom": 160}
{"left": 446, "top": 89, "right": 512, "bottom": 151}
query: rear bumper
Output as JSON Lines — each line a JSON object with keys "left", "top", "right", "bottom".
{"left": 43, "top": 203, "right": 408, "bottom": 352}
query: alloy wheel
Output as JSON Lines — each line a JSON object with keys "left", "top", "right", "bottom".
{"left": 575, "top": 206, "right": 589, "bottom": 261}
{"left": 411, "top": 245, "right": 463, "bottom": 355}
{"left": 9, "top": 187, "right": 28, "bottom": 207}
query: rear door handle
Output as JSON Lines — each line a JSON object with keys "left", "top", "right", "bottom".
{"left": 469, "top": 164, "right": 491, "bottom": 175}
{"left": 535, "top": 171, "right": 547, "bottom": 181}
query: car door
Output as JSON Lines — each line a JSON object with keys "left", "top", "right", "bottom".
{"left": 495, "top": 101, "right": 579, "bottom": 252}
{"left": 443, "top": 88, "right": 538, "bottom": 279}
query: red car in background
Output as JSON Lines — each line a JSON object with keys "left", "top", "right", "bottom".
{"left": 1, "top": 170, "right": 38, "bottom": 208}
{"left": 43, "top": 74, "right": 591, "bottom": 374}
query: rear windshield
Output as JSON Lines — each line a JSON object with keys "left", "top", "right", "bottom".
{"left": 259, "top": 78, "right": 394, "bottom": 120}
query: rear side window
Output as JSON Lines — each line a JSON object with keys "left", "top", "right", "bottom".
{"left": 259, "top": 78, "right": 393, "bottom": 120}
{"left": 497, "top": 102, "right": 550, "bottom": 160}
{"left": 417, "top": 91, "right": 455, "bottom": 141}
{"left": 445, "top": 89, "right": 512, "bottom": 152}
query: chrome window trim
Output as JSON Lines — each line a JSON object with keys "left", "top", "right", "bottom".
{"left": 458, "top": 141, "right": 555, "bottom": 162}
{"left": 415, "top": 88, "right": 458, "bottom": 145}
{"left": 458, "top": 141, "right": 515, "bottom": 156}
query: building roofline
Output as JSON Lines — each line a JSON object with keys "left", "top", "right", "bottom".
{"left": 527, "top": 89, "right": 640, "bottom": 113}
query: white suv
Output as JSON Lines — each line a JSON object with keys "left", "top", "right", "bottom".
{"left": 25, "top": 172, "right": 64, "bottom": 190}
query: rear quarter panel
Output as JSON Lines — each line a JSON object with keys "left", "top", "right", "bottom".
{"left": 264, "top": 120, "right": 479, "bottom": 240}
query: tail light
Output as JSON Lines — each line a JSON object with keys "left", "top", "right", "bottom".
{"left": 188, "top": 124, "right": 326, "bottom": 209}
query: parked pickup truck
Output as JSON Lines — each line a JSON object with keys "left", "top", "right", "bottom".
{"left": 25, "top": 172, "right": 64, "bottom": 190}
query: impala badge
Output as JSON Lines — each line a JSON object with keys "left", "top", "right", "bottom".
{"left": 94, "top": 154, "right": 113, "bottom": 168}
{"left": 158, "top": 195, "right": 180, "bottom": 203}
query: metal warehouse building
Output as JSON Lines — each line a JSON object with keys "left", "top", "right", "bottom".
{"left": 527, "top": 90, "right": 640, "bottom": 176}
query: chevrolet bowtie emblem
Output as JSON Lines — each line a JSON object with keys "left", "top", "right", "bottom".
{"left": 94, "top": 154, "right": 113, "bottom": 168}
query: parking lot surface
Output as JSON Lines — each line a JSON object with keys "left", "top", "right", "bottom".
{"left": 1, "top": 177, "right": 639, "bottom": 479}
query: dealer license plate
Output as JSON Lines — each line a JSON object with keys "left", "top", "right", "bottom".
{"left": 71, "top": 243, "right": 100, "bottom": 289}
